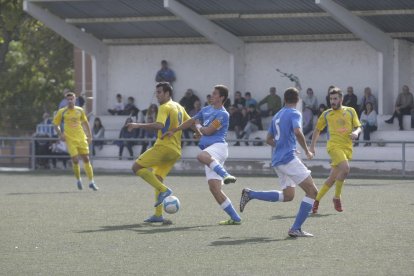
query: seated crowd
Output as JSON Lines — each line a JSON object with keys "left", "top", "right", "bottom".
{"left": 34, "top": 84, "right": 414, "bottom": 167}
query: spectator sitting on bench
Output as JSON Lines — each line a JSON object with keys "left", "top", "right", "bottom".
{"left": 237, "top": 104, "right": 263, "bottom": 146}
{"left": 108, "top": 94, "right": 125, "bottom": 115}
{"left": 385, "top": 85, "right": 414, "bottom": 130}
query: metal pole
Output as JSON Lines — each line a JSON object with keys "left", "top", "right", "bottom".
{"left": 31, "top": 137, "right": 36, "bottom": 170}
{"left": 402, "top": 142, "right": 406, "bottom": 177}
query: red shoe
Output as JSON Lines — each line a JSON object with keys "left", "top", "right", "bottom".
{"left": 312, "top": 200, "right": 319, "bottom": 214}
{"left": 333, "top": 198, "right": 343, "bottom": 212}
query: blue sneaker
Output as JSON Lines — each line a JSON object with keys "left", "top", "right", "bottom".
{"left": 76, "top": 180, "right": 83, "bottom": 190}
{"left": 89, "top": 182, "right": 99, "bottom": 191}
{"left": 154, "top": 188, "right": 172, "bottom": 207}
{"left": 144, "top": 215, "right": 164, "bottom": 223}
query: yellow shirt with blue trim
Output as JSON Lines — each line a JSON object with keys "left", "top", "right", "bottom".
{"left": 316, "top": 106, "right": 361, "bottom": 150}
{"left": 53, "top": 106, "right": 88, "bottom": 142}
{"left": 155, "top": 99, "right": 190, "bottom": 154}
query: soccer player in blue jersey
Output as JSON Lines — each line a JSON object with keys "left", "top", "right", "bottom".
{"left": 163, "top": 85, "right": 241, "bottom": 225}
{"left": 239, "top": 87, "right": 318, "bottom": 237}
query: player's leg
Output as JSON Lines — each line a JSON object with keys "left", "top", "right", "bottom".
{"left": 66, "top": 142, "right": 82, "bottom": 189}
{"left": 331, "top": 159, "right": 350, "bottom": 212}
{"left": 78, "top": 140, "right": 98, "bottom": 191}
{"left": 240, "top": 170, "right": 287, "bottom": 213}
{"left": 284, "top": 159, "right": 316, "bottom": 237}
{"left": 208, "top": 179, "right": 241, "bottom": 225}
{"left": 197, "top": 144, "right": 236, "bottom": 184}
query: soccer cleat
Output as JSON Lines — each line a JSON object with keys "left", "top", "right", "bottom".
{"left": 239, "top": 188, "right": 252, "bottom": 212}
{"left": 144, "top": 215, "right": 164, "bottom": 223}
{"left": 223, "top": 175, "right": 237, "bottom": 185}
{"left": 288, "top": 228, "right": 314, "bottom": 237}
{"left": 76, "top": 180, "right": 83, "bottom": 190}
{"left": 89, "top": 182, "right": 99, "bottom": 191}
{"left": 312, "top": 200, "right": 319, "bottom": 214}
{"left": 333, "top": 198, "right": 343, "bottom": 212}
{"left": 219, "top": 219, "right": 241, "bottom": 225}
{"left": 154, "top": 188, "right": 172, "bottom": 207}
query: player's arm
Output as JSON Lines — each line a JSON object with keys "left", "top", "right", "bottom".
{"left": 54, "top": 124, "right": 65, "bottom": 141}
{"left": 294, "top": 128, "right": 313, "bottom": 159}
{"left": 81, "top": 121, "right": 93, "bottom": 144}
{"left": 161, "top": 118, "right": 196, "bottom": 139}
{"left": 309, "top": 128, "right": 320, "bottom": 155}
{"left": 350, "top": 126, "right": 361, "bottom": 140}
{"left": 53, "top": 111, "right": 65, "bottom": 141}
{"left": 198, "top": 119, "right": 221, "bottom": 136}
{"left": 266, "top": 133, "right": 275, "bottom": 147}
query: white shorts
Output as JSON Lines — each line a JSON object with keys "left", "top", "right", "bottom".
{"left": 273, "top": 157, "right": 311, "bottom": 190}
{"left": 203, "top": 143, "right": 228, "bottom": 181}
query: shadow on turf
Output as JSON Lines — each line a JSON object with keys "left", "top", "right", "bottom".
{"left": 270, "top": 213, "right": 333, "bottom": 220}
{"left": 209, "top": 236, "right": 290, "bottom": 246}
{"left": 76, "top": 223, "right": 216, "bottom": 234}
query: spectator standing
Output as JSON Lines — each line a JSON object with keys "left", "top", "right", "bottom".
{"left": 360, "top": 102, "right": 377, "bottom": 146}
{"left": 155, "top": 60, "right": 176, "bottom": 85}
{"left": 385, "top": 85, "right": 414, "bottom": 130}
{"left": 258, "top": 87, "right": 282, "bottom": 117}
{"left": 303, "top": 88, "right": 318, "bottom": 115}
{"left": 91, "top": 117, "right": 105, "bottom": 156}
{"left": 108, "top": 94, "right": 125, "bottom": 115}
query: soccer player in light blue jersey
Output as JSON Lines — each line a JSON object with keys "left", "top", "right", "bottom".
{"left": 163, "top": 85, "right": 241, "bottom": 225}
{"left": 239, "top": 87, "right": 318, "bottom": 237}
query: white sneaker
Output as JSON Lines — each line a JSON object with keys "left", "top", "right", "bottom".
{"left": 288, "top": 228, "right": 314, "bottom": 237}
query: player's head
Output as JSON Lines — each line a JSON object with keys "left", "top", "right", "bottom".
{"left": 65, "top": 92, "right": 76, "bottom": 108}
{"left": 284, "top": 87, "right": 299, "bottom": 105}
{"left": 155, "top": 82, "right": 173, "bottom": 104}
{"left": 212, "top": 85, "right": 229, "bottom": 105}
{"left": 329, "top": 87, "right": 343, "bottom": 110}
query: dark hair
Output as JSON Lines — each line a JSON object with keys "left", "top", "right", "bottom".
{"left": 329, "top": 87, "right": 343, "bottom": 98}
{"left": 128, "top": 96, "right": 134, "bottom": 102}
{"left": 214, "top": 85, "right": 229, "bottom": 104}
{"left": 65, "top": 92, "right": 76, "bottom": 98}
{"left": 156, "top": 82, "right": 173, "bottom": 97}
{"left": 161, "top": 60, "right": 167, "bottom": 65}
{"left": 116, "top": 93, "right": 122, "bottom": 98}
{"left": 245, "top": 92, "right": 251, "bottom": 96}
{"left": 284, "top": 87, "right": 299, "bottom": 104}
{"left": 94, "top": 117, "right": 103, "bottom": 130}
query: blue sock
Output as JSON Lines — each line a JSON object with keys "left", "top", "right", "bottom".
{"left": 221, "top": 198, "right": 241, "bottom": 222}
{"left": 249, "top": 190, "right": 283, "bottom": 202}
{"left": 291, "top": 197, "right": 314, "bottom": 230}
{"left": 209, "top": 160, "right": 229, "bottom": 178}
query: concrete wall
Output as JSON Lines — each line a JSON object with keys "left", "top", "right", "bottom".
{"left": 105, "top": 40, "right": 413, "bottom": 113}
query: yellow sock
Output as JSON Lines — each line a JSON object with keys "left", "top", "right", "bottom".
{"left": 154, "top": 189, "right": 163, "bottom": 217}
{"left": 136, "top": 168, "right": 167, "bottom": 192}
{"left": 316, "top": 183, "right": 331, "bottom": 201}
{"left": 73, "top": 163, "right": 81, "bottom": 180}
{"left": 83, "top": 162, "right": 94, "bottom": 182}
{"left": 334, "top": 180, "right": 344, "bottom": 198}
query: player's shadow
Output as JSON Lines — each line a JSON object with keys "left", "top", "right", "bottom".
{"left": 7, "top": 191, "right": 79, "bottom": 196}
{"left": 270, "top": 213, "right": 333, "bottom": 220}
{"left": 209, "top": 236, "right": 290, "bottom": 246}
{"left": 76, "top": 223, "right": 215, "bottom": 234}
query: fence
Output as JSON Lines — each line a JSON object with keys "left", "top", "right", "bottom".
{"left": 0, "top": 136, "right": 413, "bottom": 177}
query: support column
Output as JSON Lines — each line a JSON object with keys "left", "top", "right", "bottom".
{"left": 164, "top": 0, "right": 245, "bottom": 93}
{"left": 316, "top": 0, "right": 394, "bottom": 114}
{"left": 23, "top": 1, "right": 108, "bottom": 115}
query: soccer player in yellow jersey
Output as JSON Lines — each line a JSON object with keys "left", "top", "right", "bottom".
{"left": 53, "top": 92, "right": 98, "bottom": 191}
{"left": 310, "top": 87, "right": 361, "bottom": 213}
{"left": 127, "top": 82, "right": 191, "bottom": 223}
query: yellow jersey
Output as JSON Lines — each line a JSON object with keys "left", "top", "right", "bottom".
{"left": 316, "top": 106, "right": 361, "bottom": 150}
{"left": 155, "top": 99, "right": 190, "bottom": 154}
{"left": 53, "top": 106, "right": 88, "bottom": 142}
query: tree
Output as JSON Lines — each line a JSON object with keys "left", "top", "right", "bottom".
{"left": 0, "top": 0, "right": 74, "bottom": 135}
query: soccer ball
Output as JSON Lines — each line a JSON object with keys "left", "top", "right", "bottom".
{"left": 163, "top": 195, "right": 180, "bottom": 214}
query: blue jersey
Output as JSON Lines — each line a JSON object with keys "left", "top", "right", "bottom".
{"left": 193, "top": 105, "right": 229, "bottom": 149}
{"left": 268, "top": 107, "right": 302, "bottom": 167}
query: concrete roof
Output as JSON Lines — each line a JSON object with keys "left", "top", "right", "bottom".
{"left": 29, "top": 0, "right": 414, "bottom": 44}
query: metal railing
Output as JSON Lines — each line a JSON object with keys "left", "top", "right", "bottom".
{"left": 0, "top": 136, "right": 413, "bottom": 177}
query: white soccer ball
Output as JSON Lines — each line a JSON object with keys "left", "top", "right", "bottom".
{"left": 163, "top": 195, "right": 180, "bottom": 214}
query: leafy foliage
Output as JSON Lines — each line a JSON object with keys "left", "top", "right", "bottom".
{"left": 0, "top": 0, "right": 74, "bottom": 135}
